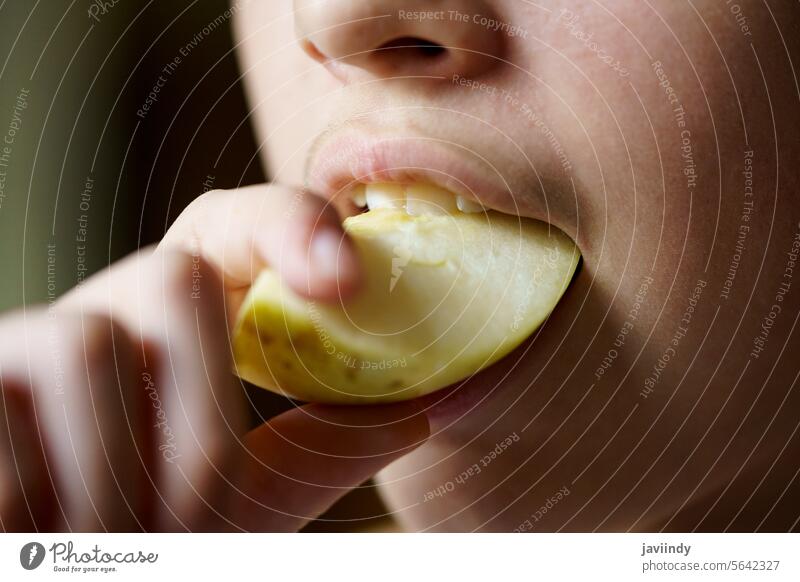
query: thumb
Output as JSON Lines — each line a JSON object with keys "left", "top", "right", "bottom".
{"left": 222, "top": 401, "right": 430, "bottom": 532}
{"left": 160, "top": 184, "right": 361, "bottom": 305}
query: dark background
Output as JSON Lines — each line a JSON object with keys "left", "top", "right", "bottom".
{"left": 0, "top": 0, "right": 387, "bottom": 532}
{"left": 0, "top": 0, "right": 263, "bottom": 310}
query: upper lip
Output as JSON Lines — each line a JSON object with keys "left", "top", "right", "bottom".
{"left": 305, "top": 129, "right": 531, "bottom": 217}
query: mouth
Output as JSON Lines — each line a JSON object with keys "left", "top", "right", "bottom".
{"left": 305, "top": 131, "right": 536, "bottom": 220}
{"left": 297, "top": 129, "right": 578, "bottom": 423}
{"left": 348, "top": 182, "right": 487, "bottom": 216}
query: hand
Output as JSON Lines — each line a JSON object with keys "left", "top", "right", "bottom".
{"left": 0, "top": 184, "right": 430, "bottom": 532}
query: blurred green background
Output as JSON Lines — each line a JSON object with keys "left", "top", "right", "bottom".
{"left": 0, "top": 0, "right": 262, "bottom": 312}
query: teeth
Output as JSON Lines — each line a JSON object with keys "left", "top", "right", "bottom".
{"left": 405, "top": 184, "right": 457, "bottom": 216}
{"left": 350, "top": 184, "right": 367, "bottom": 208}
{"left": 352, "top": 182, "right": 487, "bottom": 216}
{"left": 365, "top": 183, "right": 405, "bottom": 210}
{"left": 456, "top": 195, "right": 485, "bottom": 214}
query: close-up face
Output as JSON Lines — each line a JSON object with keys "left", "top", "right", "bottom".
{"left": 233, "top": 1, "right": 800, "bottom": 532}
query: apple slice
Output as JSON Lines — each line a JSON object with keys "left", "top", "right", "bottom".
{"left": 232, "top": 205, "right": 579, "bottom": 404}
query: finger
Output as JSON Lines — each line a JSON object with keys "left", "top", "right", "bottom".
{"left": 0, "top": 310, "right": 148, "bottom": 532}
{"left": 221, "top": 401, "right": 430, "bottom": 532}
{"left": 0, "top": 377, "right": 55, "bottom": 531}
{"left": 59, "top": 249, "right": 246, "bottom": 530}
{"left": 160, "top": 184, "right": 361, "bottom": 304}
{"left": 33, "top": 312, "right": 148, "bottom": 531}
{"left": 132, "top": 250, "right": 246, "bottom": 530}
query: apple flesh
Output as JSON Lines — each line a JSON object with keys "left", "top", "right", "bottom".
{"left": 232, "top": 206, "right": 579, "bottom": 404}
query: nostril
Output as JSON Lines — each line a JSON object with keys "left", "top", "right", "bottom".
{"left": 302, "top": 36, "right": 446, "bottom": 69}
{"left": 377, "top": 37, "right": 447, "bottom": 59}
{"left": 301, "top": 39, "right": 328, "bottom": 63}
{"left": 295, "top": 0, "right": 505, "bottom": 80}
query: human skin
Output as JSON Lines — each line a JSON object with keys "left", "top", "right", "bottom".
{"left": 233, "top": 0, "right": 800, "bottom": 531}
{"left": 0, "top": 185, "right": 430, "bottom": 531}
{"left": 1, "top": 1, "right": 798, "bottom": 533}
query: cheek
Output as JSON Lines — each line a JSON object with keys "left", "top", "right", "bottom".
{"left": 487, "top": 3, "right": 662, "bottom": 253}
{"left": 512, "top": 1, "right": 752, "bottom": 267}
{"left": 234, "top": 2, "right": 337, "bottom": 185}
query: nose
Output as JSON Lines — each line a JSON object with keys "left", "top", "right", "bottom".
{"left": 294, "top": 0, "right": 505, "bottom": 81}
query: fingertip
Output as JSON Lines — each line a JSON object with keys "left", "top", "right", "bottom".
{"left": 249, "top": 187, "right": 362, "bottom": 303}
{"left": 286, "top": 223, "right": 362, "bottom": 303}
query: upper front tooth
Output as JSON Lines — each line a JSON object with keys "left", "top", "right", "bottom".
{"left": 365, "top": 183, "right": 405, "bottom": 210}
{"left": 405, "top": 184, "right": 457, "bottom": 216}
{"left": 350, "top": 184, "right": 367, "bottom": 208}
{"left": 456, "top": 195, "right": 485, "bottom": 213}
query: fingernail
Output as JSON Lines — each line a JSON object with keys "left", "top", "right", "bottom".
{"left": 309, "top": 226, "right": 350, "bottom": 284}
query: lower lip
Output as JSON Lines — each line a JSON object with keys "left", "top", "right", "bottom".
{"left": 415, "top": 331, "right": 538, "bottom": 433}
